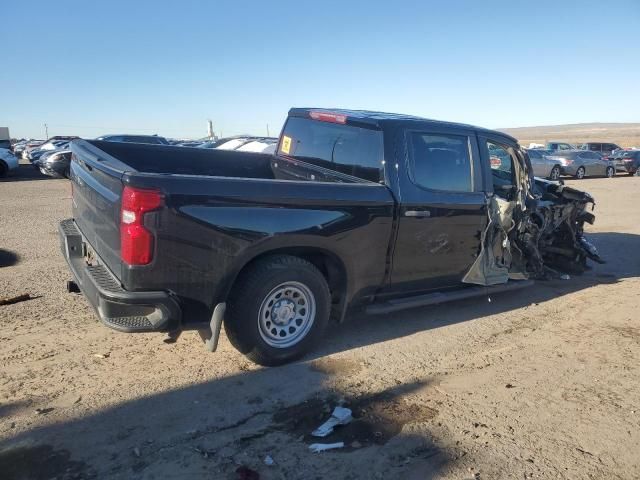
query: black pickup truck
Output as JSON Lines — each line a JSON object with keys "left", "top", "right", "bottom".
{"left": 60, "top": 108, "right": 601, "bottom": 365}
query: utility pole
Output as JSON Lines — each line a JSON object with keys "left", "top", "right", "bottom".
{"left": 44, "top": 123, "right": 49, "bottom": 139}
{"left": 266, "top": 124, "right": 270, "bottom": 137}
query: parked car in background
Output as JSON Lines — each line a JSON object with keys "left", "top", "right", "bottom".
{"left": 197, "top": 136, "right": 279, "bottom": 153}
{"left": 12, "top": 140, "right": 29, "bottom": 156}
{"left": 546, "top": 142, "right": 575, "bottom": 151}
{"left": 22, "top": 139, "right": 46, "bottom": 159}
{"left": 196, "top": 137, "right": 245, "bottom": 149}
{"left": 579, "top": 142, "right": 621, "bottom": 157}
{"left": 0, "top": 148, "right": 20, "bottom": 177}
{"left": 547, "top": 150, "right": 616, "bottom": 179}
{"left": 235, "top": 138, "right": 278, "bottom": 154}
{"left": 613, "top": 150, "right": 640, "bottom": 176}
{"left": 28, "top": 140, "right": 70, "bottom": 162}
{"left": 38, "top": 149, "right": 73, "bottom": 178}
{"left": 524, "top": 149, "right": 562, "bottom": 180}
{"left": 96, "top": 134, "right": 169, "bottom": 145}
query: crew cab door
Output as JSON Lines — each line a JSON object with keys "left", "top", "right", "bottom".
{"left": 388, "top": 129, "right": 487, "bottom": 293}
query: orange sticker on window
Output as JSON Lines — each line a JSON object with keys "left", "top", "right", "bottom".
{"left": 281, "top": 135, "right": 292, "bottom": 154}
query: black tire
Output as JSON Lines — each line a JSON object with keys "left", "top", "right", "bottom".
{"left": 224, "top": 255, "right": 331, "bottom": 366}
{"left": 606, "top": 166, "right": 615, "bottom": 178}
{"left": 0, "top": 161, "right": 7, "bottom": 178}
{"left": 575, "top": 167, "right": 585, "bottom": 179}
{"left": 549, "top": 166, "right": 561, "bottom": 181}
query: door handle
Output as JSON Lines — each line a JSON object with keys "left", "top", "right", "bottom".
{"left": 404, "top": 210, "right": 431, "bottom": 218}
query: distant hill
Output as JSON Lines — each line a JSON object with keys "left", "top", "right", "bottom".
{"left": 499, "top": 123, "right": 640, "bottom": 148}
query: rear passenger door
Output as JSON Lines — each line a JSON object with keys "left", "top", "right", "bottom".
{"left": 388, "top": 128, "right": 487, "bottom": 293}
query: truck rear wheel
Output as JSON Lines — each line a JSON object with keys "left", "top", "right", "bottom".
{"left": 224, "top": 255, "right": 331, "bottom": 366}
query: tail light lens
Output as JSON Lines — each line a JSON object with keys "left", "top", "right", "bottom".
{"left": 120, "top": 186, "right": 162, "bottom": 265}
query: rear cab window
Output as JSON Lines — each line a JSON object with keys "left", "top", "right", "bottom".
{"left": 278, "top": 116, "right": 384, "bottom": 182}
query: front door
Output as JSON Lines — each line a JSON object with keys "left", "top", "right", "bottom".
{"left": 388, "top": 129, "right": 488, "bottom": 294}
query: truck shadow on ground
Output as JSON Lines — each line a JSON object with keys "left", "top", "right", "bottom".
{"left": 0, "top": 375, "right": 449, "bottom": 479}
{"left": 312, "top": 231, "right": 639, "bottom": 360}
{"left": 0, "top": 164, "right": 59, "bottom": 182}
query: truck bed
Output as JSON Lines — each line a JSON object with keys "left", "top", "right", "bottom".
{"left": 68, "top": 139, "right": 396, "bottom": 330}
{"left": 84, "top": 140, "right": 276, "bottom": 178}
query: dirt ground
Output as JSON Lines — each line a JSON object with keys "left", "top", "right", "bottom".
{"left": 1, "top": 163, "right": 639, "bottom": 480}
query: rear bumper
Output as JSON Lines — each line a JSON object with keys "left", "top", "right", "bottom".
{"left": 59, "top": 218, "right": 181, "bottom": 333}
{"left": 618, "top": 162, "right": 638, "bottom": 174}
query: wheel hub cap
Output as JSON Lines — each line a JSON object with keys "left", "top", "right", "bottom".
{"left": 272, "top": 299, "right": 296, "bottom": 325}
{"left": 258, "top": 282, "right": 316, "bottom": 348}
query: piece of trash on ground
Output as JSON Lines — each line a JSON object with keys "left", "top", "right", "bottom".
{"left": 35, "top": 407, "right": 54, "bottom": 415}
{"left": 560, "top": 274, "right": 570, "bottom": 280}
{"left": 311, "top": 406, "right": 352, "bottom": 437}
{"left": 263, "top": 455, "right": 274, "bottom": 466}
{"left": 93, "top": 353, "right": 110, "bottom": 359}
{"left": 309, "top": 442, "right": 345, "bottom": 453}
{"left": 0, "top": 293, "right": 31, "bottom": 306}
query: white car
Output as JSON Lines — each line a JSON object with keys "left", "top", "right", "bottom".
{"left": 0, "top": 148, "right": 19, "bottom": 177}
{"left": 235, "top": 140, "right": 277, "bottom": 154}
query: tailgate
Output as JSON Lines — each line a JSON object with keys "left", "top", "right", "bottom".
{"left": 70, "top": 140, "right": 127, "bottom": 279}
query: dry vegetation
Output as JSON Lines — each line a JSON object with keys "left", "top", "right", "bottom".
{"left": 500, "top": 122, "right": 640, "bottom": 147}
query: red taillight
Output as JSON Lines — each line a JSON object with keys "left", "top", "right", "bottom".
{"left": 309, "top": 111, "right": 347, "bottom": 124}
{"left": 120, "top": 186, "right": 162, "bottom": 265}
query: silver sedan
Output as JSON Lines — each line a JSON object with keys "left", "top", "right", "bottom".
{"left": 547, "top": 150, "right": 616, "bottom": 179}
{"left": 525, "top": 149, "right": 563, "bottom": 180}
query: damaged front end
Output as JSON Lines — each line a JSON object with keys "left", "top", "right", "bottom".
{"left": 518, "top": 180, "right": 604, "bottom": 278}
{"left": 464, "top": 148, "right": 604, "bottom": 286}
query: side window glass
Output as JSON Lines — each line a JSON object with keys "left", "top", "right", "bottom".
{"left": 487, "top": 141, "right": 515, "bottom": 198}
{"left": 410, "top": 133, "right": 473, "bottom": 192}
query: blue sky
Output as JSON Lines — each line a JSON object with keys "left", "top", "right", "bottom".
{"left": 2, "top": 0, "right": 639, "bottom": 139}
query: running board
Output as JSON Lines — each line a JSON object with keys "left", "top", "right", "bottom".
{"left": 366, "top": 280, "right": 534, "bottom": 315}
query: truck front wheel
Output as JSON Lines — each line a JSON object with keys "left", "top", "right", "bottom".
{"left": 224, "top": 255, "right": 331, "bottom": 366}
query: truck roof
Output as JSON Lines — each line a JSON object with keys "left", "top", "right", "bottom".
{"left": 289, "top": 108, "right": 518, "bottom": 143}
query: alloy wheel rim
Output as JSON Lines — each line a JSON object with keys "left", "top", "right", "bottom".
{"left": 257, "top": 281, "right": 316, "bottom": 348}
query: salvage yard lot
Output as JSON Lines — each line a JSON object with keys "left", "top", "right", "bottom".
{"left": 1, "top": 163, "right": 639, "bottom": 479}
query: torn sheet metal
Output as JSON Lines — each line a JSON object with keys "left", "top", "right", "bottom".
{"left": 464, "top": 151, "right": 603, "bottom": 286}
{"left": 462, "top": 195, "right": 512, "bottom": 286}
